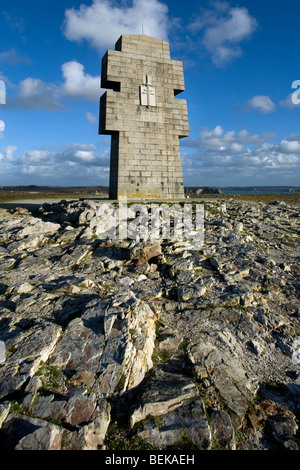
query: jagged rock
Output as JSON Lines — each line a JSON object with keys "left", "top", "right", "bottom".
{"left": 14, "top": 423, "right": 63, "bottom": 450}
{"left": 0, "top": 213, "right": 60, "bottom": 244}
{"left": 75, "top": 399, "right": 111, "bottom": 450}
{"left": 22, "top": 376, "right": 43, "bottom": 412}
{"left": 176, "top": 282, "right": 206, "bottom": 302}
{"left": 130, "top": 243, "right": 162, "bottom": 266}
{"left": 62, "top": 399, "right": 110, "bottom": 450}
{"left": 136, "top": 397, "right": 211, "bottom": 449}
{"left": 0, "top": 322, "right": 62, "bottom": 398}
{"left": 269, "top": 415, "right": 299, "bottom": 450}
{"left": 0, "top": 413, "right": 63, "bottom": 450}
{"left": 0, "top": 402, "right": 11, "bottom": 429}
{"left": 47, "top": 301, "right": 107, "bottom": 373}
{"left": 96, "top": 294, "right": 157, "bottom": 395}
{"left": 0, "top": 197, "right": 299, "bottom": 450}
{"left": 32, "top": 391, "right": 98, "bottom": 427}
{"left": 158, "top": 326, "right": 183, "bottom": 353}
{"left": 210, "top": 409, "right": 236, "bottom": 450}
{"left": 130, "top": 371, "right": 199, "bottom": 427}
{"left": 6, "top": 282, "right": 35, "bottom": 295}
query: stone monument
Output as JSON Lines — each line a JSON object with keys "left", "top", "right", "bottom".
{"left": 99, "top": 35, "right": 189, "bottom": 200}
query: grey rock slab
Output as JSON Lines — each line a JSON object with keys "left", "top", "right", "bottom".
{"left": 0, "top": 412, "right": 63, "bottom": 450}
{"left": 137, "top": 397, "right": 211, "bottom": 450}
{"left": 96, "top": 295, "right": 156, "bottom": 395}
{"left": 130, "top": 371, "right": 199, "bottom": 427}
{"left": 62, "top": 398, "right": 111, "bottom": 450}
{"left": 14, "top": 423, "right": 63, "bottom": 450}
{"left": 15, "top": 217, "right": 60, "bottom": 240}
{"left": 176, "top": 283, "right": 206, "bottom": 302}
{"left": 32, "top": 391, "right": 98, "bottom": 427}
{"left": 75, "top": 399, "right": 111, "bottom": 450}
{"left": 269, "top": 415, "right": 299, "bottom": 450}
{"left": 210, "top": 409, "right": 236, "bottom": 450}
{"left": 0, "top": 402, "right": 11, "bottom": 429}
{"left": 0, "top": 322, "right": 62, "bottom": 398}
{"left": 48, "top": 315, "right": 105, "bottom": 372}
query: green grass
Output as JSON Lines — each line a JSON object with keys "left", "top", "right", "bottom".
{"left": 169, "top": 429, "right": 202, "bottom": 450}
{"left": 35, "top": 363, "right": 66, "bottom": 393}
{"left": 1, "top": 189, "right": 298, "bottom": 206}
{"left": 115, "top": 374, "right": 126, "bottom": 393}
{"left": 0, "top": 191, "right": 90, "bottom": 204}
{"left": 105, "top": 422, "right": 156, "bottom": 450}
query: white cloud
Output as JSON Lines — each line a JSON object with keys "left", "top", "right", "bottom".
{"left": 247, "top": 95, "right": 276, "bottom": 114}
{"left": 0, "top": 120, "right": 5, "bottom": 138}
{"left": 188, "top": 2, "right": 258, "bottom": 67}
{"left": 181, "top": 126, "right": 300, "bottom": 186}
{"left": 6, "top": 60, "right": 102, "bottom": 110}
{"left": 22, "top": 149, "right": 52, "bottom": 164}
{"left": 0, "top": 145, "right": 17, "bottom": 162}
{"left": 0, "top": 71, "right": 14, "bottom": 90}
{"left": 55, "top": 143, "right": 109, "bottom": 167}
{"left": 0, "top": 143, "right": 110, "bottom": 185}
{"left": 86, "top": 111, "right": 97, "bottom": 123}
{"left": 280, "top": 93, "right": 300, "bottom": 110}
{"left": 61, "top": 61, "right": 101, "bottom": 102}
{"left": 8, "top": 77, "right": 62, "bottom": 110}
{"left": 63, "top": 0, "right": 170, "bottom": 51}
{"left": 278, "top": 139, "right": 300, "bottom": 154}
{"left": 185, "top": 125, "right": 277, "bottom": 150}
{"left": 74, "top": 150, "right": 96, "bottom": 162}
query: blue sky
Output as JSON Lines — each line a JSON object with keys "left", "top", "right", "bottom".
{"left": 0, "top": 0, "right": 299, "bottom": 188}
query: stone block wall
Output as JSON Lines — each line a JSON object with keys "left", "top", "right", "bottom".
{"left": 99, "top": 35, "right": 189, "bottom": 200}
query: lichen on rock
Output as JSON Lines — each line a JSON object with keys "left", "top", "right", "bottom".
{"left": 0, "top": 197, "right": 299, "bottom": 450}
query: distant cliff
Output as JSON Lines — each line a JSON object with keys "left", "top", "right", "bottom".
{"left": 186, "top": 187, "right": 223, "bottom": 195}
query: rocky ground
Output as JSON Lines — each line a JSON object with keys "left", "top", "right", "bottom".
{"left": 0, "top": 197, "right": 299, "bottom": 451}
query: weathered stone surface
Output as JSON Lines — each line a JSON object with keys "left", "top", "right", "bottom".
{"left": 137, "top": 397, "right": 211, "bottom": 449}
{"left": 0, "top": 197, "right": 299, "bottom": 450}
{"left": 135, "top": 244, "right": 162, "bottom": 267}
{"left": 210, "top": 409, "right": 236, "bottom": 450}
{"left": 0, "top": 322, "right": 62, "bottom": 398}
{"left": 96, "top": 293, "right": 157, "bottom": 395}
{"left": 76, "top": 399, "right": 111, "bottom": 450}
{"left": 14, "top": 423, "right": 63, "bottom": 450}
{"left": 0, "top": 402, "right": 11, "bottom": 429}
{"left": 32, "top": 391, "right": 98, "bottom": 427}
{"left": 100, "top": 35, "right": 189, "bottom": 199}
{"left": 130, "top": 371, "right": 199, "bottom": 427}
{"left": 0, "top": 413, "right": 63, "bottom": 450}
{"left": 269, "top": 414, "right": 298, "bottom": 450}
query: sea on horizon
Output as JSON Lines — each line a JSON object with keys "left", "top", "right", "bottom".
{"left": 221, "top": 188, "right": 300, "bottom": 195}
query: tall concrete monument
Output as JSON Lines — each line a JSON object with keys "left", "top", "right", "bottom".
{"left": 99, "top": 35, "right": 189, "bottom": 200}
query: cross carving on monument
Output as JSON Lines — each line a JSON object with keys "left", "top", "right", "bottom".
{"left": 99, "top": 34, "right": 189, "bottom": 200}
{"left": 140, "top": 75, "right": 156, "bottom": 108}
